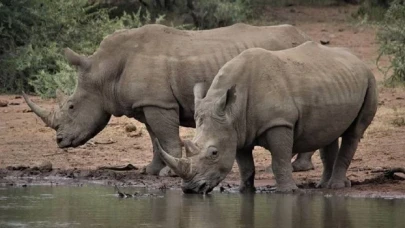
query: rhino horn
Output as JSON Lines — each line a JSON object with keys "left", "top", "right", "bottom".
{"left": 154, "top": 139, "right": 192, "bottom": 179}
{"left": 193, "top": 82, "right": 207, "bottom": 107}
{"left": 22, "top": 92, "right": 56, "bottom": 129}
{"left": 183, "top": 140, "right": 200, "bottom": 157}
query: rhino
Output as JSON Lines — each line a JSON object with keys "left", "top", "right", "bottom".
{"left": 156, "top": 41, "right": 378, "bottom": 193}
{"left": 22, "top": 23, "right": 312, "bottom": 176}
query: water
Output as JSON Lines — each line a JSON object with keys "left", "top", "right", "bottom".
{"left": 0, "top": 186, "right": 404, "bottom": 228}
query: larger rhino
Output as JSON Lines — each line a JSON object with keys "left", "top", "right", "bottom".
{"left": 156, "top": 41, "right": 378, "bottom": 193}
{"left": 22, "top": 23, "right": 312, "bottom": 176}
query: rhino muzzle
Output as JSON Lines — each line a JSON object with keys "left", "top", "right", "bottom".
{"left": 182, "top": 182, "right": 214, "bottom": 194}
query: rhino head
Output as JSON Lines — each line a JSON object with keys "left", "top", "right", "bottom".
{"left": 23, "top": 48, "right": 111, "bottom": 148}
{"left": 156, "top": 83, "right": 240, "bottom": 194}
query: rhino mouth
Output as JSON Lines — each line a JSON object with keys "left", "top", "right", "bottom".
{"left": 182, "top": 182, "right": 215, "bottom": 194}
{"left": 56, "top": 134, "right": 88, "bottom": 148}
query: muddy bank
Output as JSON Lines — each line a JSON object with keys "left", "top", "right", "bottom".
{"left": 1, "top": 164, "right": 404, "bottom": 199}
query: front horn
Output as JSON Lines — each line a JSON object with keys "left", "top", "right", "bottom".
{"left": 22, "top": 92, "right": 56, "bottom": 129}
{"left": 154, "top": 139, "right": 192, "bottom": 179}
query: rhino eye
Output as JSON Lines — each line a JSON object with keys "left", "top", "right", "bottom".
{"left": 68, "top": 104, "right": 74, "bottom": 110}
{"left": 207, "top": 147, "right": 218, "bottom": 158}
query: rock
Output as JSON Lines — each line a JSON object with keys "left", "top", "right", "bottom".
{"left": 39, "top": 161, "right": 53, "bottom": 172}
{"left": 9, "top": 102, "right": 20, "bottom": 106}
{"left": 15, "top": 95, "right": 22, "bottom": 99}
{"left": 320, "top": 38, "right": 330, "bottom": 45}
{"left": 338, "top": 28, "right": 344, "bottom": 32}
{"left": 125, "top": 123, "right": 137, "bottom": 132}
{"left": 128, "top": 131, "right": 142, "bottom": 138}
{"left": 0, "top": 100, "right": 8, "bottom": 107}
{"left": 23, "top": 109, "right": 33, "bottom": 113}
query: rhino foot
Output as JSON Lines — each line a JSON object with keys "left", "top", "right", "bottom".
{"left": 327, "top": 178, "right": 351, "bottom": 189}
{"left": 239, "top": 185, "right": 256, "bottom": 193}
{"left": 316, "top": 179, "right": 329, "bottom": 188}
{"left": 292, "top": 159, "right": 314, "bottom": 172}
{"left": 275, "top": 183, "right": 299, "bottom": 193}
{"left": 158, "top": 166, "right": 178, "bottom": 177}
{"left": 143, "top": 163, "right": 165, "bottom": 176}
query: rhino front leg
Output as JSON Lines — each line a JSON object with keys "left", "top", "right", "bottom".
{"left": 264, "top": 127, "right": 298, "bottom": 192}
{"left": 236, "top": 147, "right": 256, "bottom": 193}
{"left": 291, "top": 151, "right": 315, "bottom": 172}
{"left": 317, "top": 138, "right": 339, "bottom": 188}
{"left": 143, "top": 106, "right": 182, "bottom": 177}
{"left": 144, "top": 124, "right": 166, "bottom": 175}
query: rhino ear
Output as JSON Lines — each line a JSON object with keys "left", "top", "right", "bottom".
{"left": 64, "top": 48, "right": 90, "bottom": 69}
{"left": 183, "top": 140, "right": 200, "bottom": 157}
{"left": 217, "top": 85, "right": 237, "bottom": 114}
{"left": 55, "top": 89, "right": 68, "bottom": 106}
{"left": 193, "top": 82, "right": 207, "bottom": 108}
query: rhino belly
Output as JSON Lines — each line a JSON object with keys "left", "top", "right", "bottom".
{"left": 292, "top": 103, "right": 362, "bottom": 153}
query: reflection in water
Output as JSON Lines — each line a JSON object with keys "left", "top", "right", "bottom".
{"left": 0, "top": 186, "right": 404, "bottom": 228}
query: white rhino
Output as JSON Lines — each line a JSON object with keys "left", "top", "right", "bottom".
{"left": 156, "top": 41, "right": 378, "bottom": 193}
{"left": 22, "top": 23, "right": 312, "bottom": 176}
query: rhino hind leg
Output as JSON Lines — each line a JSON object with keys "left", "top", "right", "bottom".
{"left": 327, "top": 79, "right": 377, "bottom": 189}
{"left": 236, "top": 147, "right": 256, "bottom": 193}
{"left": 143, "top": 107, "right": 182, "bottom": 177}
{"left": 317, "top": 139, "right": 339, "bottom": 188}
{"left": 291, "top": 151, "right": 316, "bottom": 172}
{"left": 326, "top": 135, "right": 358, "bottom": 189}
{"left": 264, "top": 127, "right": 298, "bottom": 193}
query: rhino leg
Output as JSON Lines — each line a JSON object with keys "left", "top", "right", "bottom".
{"left": 327, "top": 135, "right": 358, "bottom": 189}
{"left": 143, "top": 107, "right": 182, "bottom": 177}
{"left": 327, "top": 80, "right": 377, "bottom": 189}
{"left": 291, "top": 151, "right": 315, "bottom": 172}
{"left": 264, "top": 127, "right": 298, "bottom": 193}
{"left": 317, "top": 138, "right": 339, "bottom": 188}
{"left": 236, "top": 147, "right": 256, "bottom": 193}
{"left": 144, "top": 124, "right": 166, "bottom": 175}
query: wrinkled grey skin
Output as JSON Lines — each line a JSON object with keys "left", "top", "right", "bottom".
{"left": 156, "top": 41, "right": 378, "bottom": 193}
{"left": 22, "top": 23, "right": 312, "bottom": 176}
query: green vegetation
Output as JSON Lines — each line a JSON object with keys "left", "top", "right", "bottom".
{"left": 0, "top": 0, "right": 156, "bottom": 97}
{"left": 377, "top": 0, "right": 405, "bottom": 86}
{"left": 355, "top": 0, "right": 393, "bottom": 21}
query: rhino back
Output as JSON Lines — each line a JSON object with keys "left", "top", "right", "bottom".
{"left": 91, "top": 24, "right": 311, "bottom": 121}
{"left": 207, "top": 42, "right": 374, "bottom": 151}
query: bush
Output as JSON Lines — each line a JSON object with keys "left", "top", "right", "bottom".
{"left": 377, "top": 0, "right": 405, "bottom": 86}
{"left": 0, "top": 0, "right": 157, "bottom": 97}
{"left": 136, "top": 0, "right": 251, "bottom": 29}
{"left": 190, "top": 0, "right": 251, "bottom": 29}
{"left": 354, "top": 0, "right": 393, "bottom": 21}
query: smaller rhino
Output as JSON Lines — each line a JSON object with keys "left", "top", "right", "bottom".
{"left": 156, "top": 41, "right": 378, "bottom": 194}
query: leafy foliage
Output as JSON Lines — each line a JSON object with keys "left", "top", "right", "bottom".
{"left": 190, "top": 0, "right": 251, "bottom": 29}
{"left": 0, "top": 0, "right": 155, "bottom": 97}
{"left": 377, "top": 0, "right": 405, "bottom": 86}
{"left": 355, "top": 0, "right": 393, "bottom": 21}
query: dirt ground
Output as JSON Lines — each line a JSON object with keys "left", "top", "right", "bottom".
{"left": 1, "top": 5, "right": 404, "bottom": 197}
